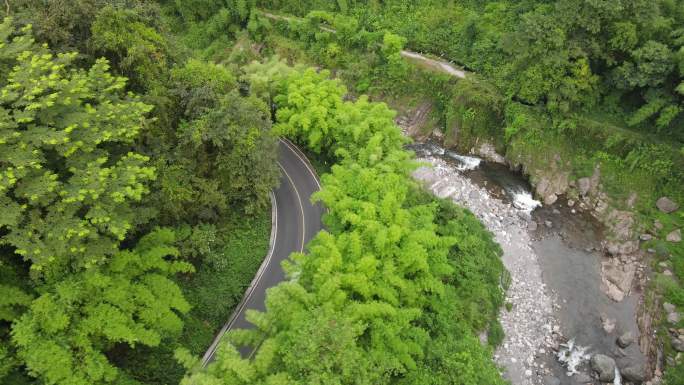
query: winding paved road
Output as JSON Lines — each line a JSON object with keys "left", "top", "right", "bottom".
{"left": 201, "top": 138, "right": 324, "bottom": 365}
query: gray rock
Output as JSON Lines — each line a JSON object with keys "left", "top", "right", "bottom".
{"left": 664, "top": 269, "right": 673, "bottom": 276}
{"left": 591, "top": 354, "right": 616, "bottom": 382}
{"left": 601, "top": 314, "right": 616, "bottom": 333}
{"left": 617, "top": 331, "right": 634, "bottom": 348}
{"left": 626, "top": 192, "right": 638, "bottom": 208}
{"left": 552, "top": 208, "right": 561, "bottom": 215}
{"left": 656, "top": 197, "right": 679, "bottom": 213}
{"left": 640, "top": 234, "right": 653, "bottom": 241}
{"left": 545, "top": 220, "right": 553, "bottom": 228}
{"left": 654, "top": 220, "right": 664, "bottom": 230}
{"left": 574, "top": 373, "right": 592, "bottom": 383}
{"left": 477, "top": 143, "right": 506, "bottom": 164}
{"left": 666, "top": 229, "right": 681, "bottom": 243}
{"left": 528, "top": 221, "right": 538, "bottom": 231}
{"left": 543, "top": 375, "right": 561, "bottom": 385}
{"left": 673, "top": 337, "right": 684, "bottom": 352}
{"left": 621, "top": 364, "right": 646, "bottom": 383}
{"left": 577, "top": 177, "right": 590, "bottom": 196}
{"left": 664, "top": 303, "right": 676, "bottom": 313}
{"left": 668, "top": 311, "right": 681, "bottom": 324}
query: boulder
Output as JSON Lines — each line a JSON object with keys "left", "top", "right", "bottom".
{"left": 621, "top": 364, "right": 646, "bottom": 383}
{"left": 666, "top": 229, "right": 681, "bottom": 243}
{"left": 574, "top": 373, "right": 592, "bottom": 383}
{"left": 601, "top": 260, "right": 635, "bottom": 302}
{"left": 477, "top": 143, "right": 506, "bottom": 164}
{"left": 668, "top": 311, "right": 681, "bottom": 324}
{"left": 656, "top": 197, "right": 679, "bottom": 213}
{"left": 664, "top": 303, "right": 676, "bottom": 313}
{"left": 578, "top": 177, "right": 591, "bottom": 196}
{"left": 617, "top": 331, "right": 634, "bottom": 348}
{"left": 601, "top": 314, "right": 616, "bottom": 333}
{"left": 591, "top": 354, "right": 616, "bottom": 382}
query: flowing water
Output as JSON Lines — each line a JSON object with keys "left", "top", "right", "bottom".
{"left": 408, "top": 141, "right": 647, "bottom": 385}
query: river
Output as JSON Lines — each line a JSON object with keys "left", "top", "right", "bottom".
{"left": 408, "top": 141, "right": 647, "bottom": 385}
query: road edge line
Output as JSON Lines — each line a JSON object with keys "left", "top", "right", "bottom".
{"left": 280, "top": 138, "right": 322, "bottom": 189}
{"left": 200, "top": 190, "right": 278, "bottom": 367}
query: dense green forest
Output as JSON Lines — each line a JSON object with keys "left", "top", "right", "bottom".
{"left": 1, "top": 0, "right": 683, "bottom": 384}
{"left": 0, "top": 1, "right": 507, "bottom": 385}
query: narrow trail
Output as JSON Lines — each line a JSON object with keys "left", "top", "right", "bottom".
{"left": 259, "top": 10, "right": 467, "bottom": 79}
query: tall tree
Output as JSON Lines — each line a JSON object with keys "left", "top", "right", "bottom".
{"left": 0, "top": 20, "right": 155, "bottom": 282}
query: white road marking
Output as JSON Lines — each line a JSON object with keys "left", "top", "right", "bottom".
{"left": 280, "top": 138, "right": 322, "bottom": 190}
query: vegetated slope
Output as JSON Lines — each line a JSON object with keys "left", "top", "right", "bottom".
{"left": 0, "top": 2, "right": 280, "bottom": 384}
{"left": 259, "top": 0, "right": 684, "bottom": 138}
{"left": 238, "top": 4, "right": 684, "bottom": 381}
{"left": 1, "top": 2, "right": 513, "bottom": 385}
{"left": 180, "top": 62, "right": 508, "bottom": 385}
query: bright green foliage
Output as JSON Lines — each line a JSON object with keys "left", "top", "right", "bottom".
{"left": 0, "top": 24, "right": 155, "bottom": 281}
{"left": 380, "top": 32, "right": 409, "bottom": 85}
{"left": 11, "top": 228, "right": 192, "bottom": 385}
{"left": 0, "top": 19, "right": 201, "bottom": 385}
{"left": 273, "top": 68, "right": 407, "bottom": 161}
{"left": 273, "top": 68, "right": 345, "bottom": 153}
{"left": 183, "top": 62, "right": 505, "bottom": 385}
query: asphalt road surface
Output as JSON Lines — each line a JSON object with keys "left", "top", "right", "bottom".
{"left": 201, "top": 138, "right": 324, "bottom": 365}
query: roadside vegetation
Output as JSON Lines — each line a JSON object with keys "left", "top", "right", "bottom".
{"left": 181, "top": 61, "right": 507, "bottom": 385}
{"left": 242, "top": 1, "right": 684, "bottom": 381}
{"left": 2, "top": 0, "right": 682, "bottom": 384}
{"left": 1, "top": 1, "right": 510, "bottom": 385}
{"left": 0, "top": 2, "right": 277, "bottom": 384}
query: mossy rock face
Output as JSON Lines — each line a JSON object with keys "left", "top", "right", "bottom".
{"left": 444, "top": 78, "right": 506, "bottom": 153}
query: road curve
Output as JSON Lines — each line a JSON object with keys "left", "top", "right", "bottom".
{"left": 201, "top": 138, "right": 324, "bottom": 365}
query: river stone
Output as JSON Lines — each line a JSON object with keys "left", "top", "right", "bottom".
{"left": 477, "top": 143, "right": 506, "bottom": 164}
{"left": 656, "top": 197, "right": 679, "bottom": 213}
{"left": 574, "top": 373, "right": 592, "bottom": 383}
{"left": 617, "top": 331, "right": 634, "bottom": 348}
{"left": 640, "top": 234, "right": 653, "bottom": 241}
{"left": 673, "top": 337, "right": 684, "bottom": 352}
{"left": 601, "top": 314, "right": 616, "bottom": 333}
{"left": 543, "top": 375, "right": 561, "bottom": 385}
{"left": 590, "top": 354, "right": 616, "bottom": 382}
{"left": 621, "top": 364, "right": 646, "bottom": 383}
{"left": 666, "top": 229, "right": 681, "bottom": 242}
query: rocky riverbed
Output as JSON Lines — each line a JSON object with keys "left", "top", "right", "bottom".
{"left": 408, "top": 142, "right": 650, "bottom": 385}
